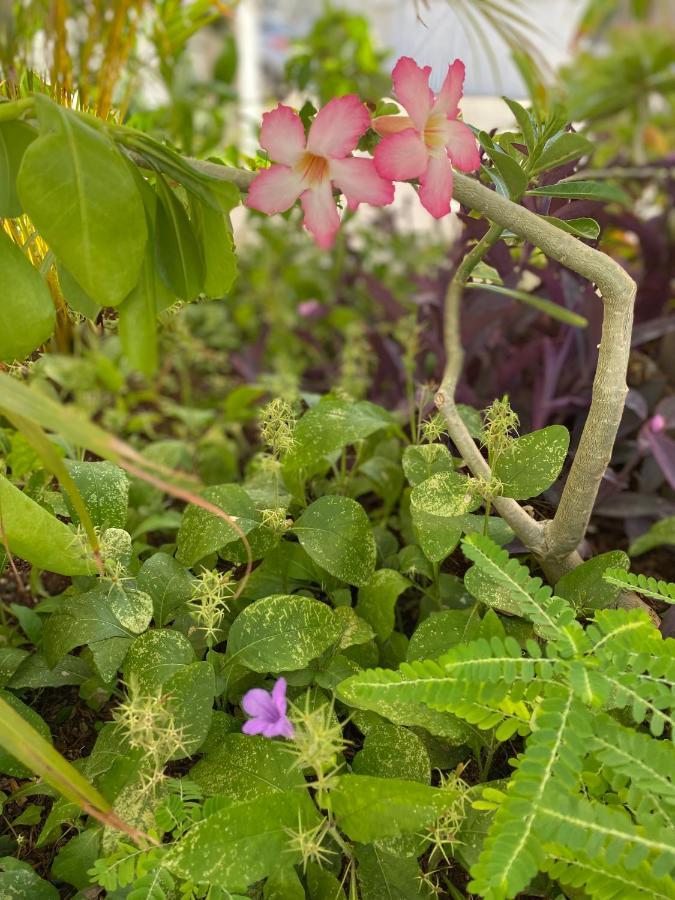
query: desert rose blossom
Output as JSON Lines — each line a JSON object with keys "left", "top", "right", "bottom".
{"left": 247, "top": 96, "right": 394, "bottom": 248}
{"left": 373, "top": 56, "right": 480, "bottom": 218}
{"left": 241, "top": 676, "right": 294, "bottom": 739}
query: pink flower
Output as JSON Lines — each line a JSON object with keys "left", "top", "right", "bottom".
{"left": 247, "top": 97, "right": 394, "bottom": 249}
{"left": 373, "top": 57, "right": 480, "bottom": 218}
{"left": 241, "top": 677, "right": 294, "bottom": 739}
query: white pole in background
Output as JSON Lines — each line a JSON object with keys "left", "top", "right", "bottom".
{"left": 234, "top": 0, "right": 262, "bottom": 155}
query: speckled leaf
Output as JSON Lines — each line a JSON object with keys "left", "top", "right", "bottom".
{"left": 176, "top": 484, "right": 260, "bottom": 567}
{"left": 164, "top": 791, "right": 319, "bottom": 891}
{"left": 411, "top": 507, "right": 463, "bottom": 563}
{"left": 334, "top": 606, "right": 375, "bottom": 649}
{"left": 89, "top": 637, "right": 131, "bottom": 682}
{"left": 264, "top": 867, "right": 305, "bottom": 900}
{"left": 136, "top": 552, "right": 194, "bottom": 625}
{"left": 190, "top": 733, "right": 305, "bottom": 799}
{"left": 285, "top": 399, "right": 393, "bottom": 469}
{"left": 356, "top": 569, "right": 410, "bottom": 641}
{"left": 293, "top": 496, "right": 376, "bottom": 586}
{"left": 108, "top": 586, "right": 153, "bottom": 634}
{"left": 0, "top": 473, "right": 95, "bottom": 576}
{"left": 355, "top": 844, "right": 430, "bottom": 900}
{"left": 0, "top": 649, "right": 29, "bottom": 688}
{"left": 555, "top": 550, "right": 629, "bottom": 611}
{"left": 352, "top": 724, "right": 430, "bottom": 784}
{"left": 407, "top": 609, "right": 482, "bottom": 662}
{"left": 227, "top": 594, "right": 341, "bottom": 672}
{"left": 42, "top": 584, "right": 148, "bottom": 667}
{"left": 123, "top": 629, "right": 196, "bottom": 693}
{"left": 402, "top": 443, "right": 456, "bottom": 487}
{"left": 410, "top": 471, "right": 479, "bottom": 517}
{"left": 0, "top": 690, "right": 51, "bottom": 777}
{"left": 163, "top": 661, "right": 214, "bottom": 758}
{"left": 306, "top": 862, "right": 347, "bottom": 900}
{"left": 493, "top": 426, "right": 569, "bottom": 499}
{"left": 64, "top": 460, "right": 128, "bottom": 531}
{"left": 0, "top": 859, "right": 58, "bottom": 900}
{"left": 330, "top": 775, "right": 457, "bottom": 842}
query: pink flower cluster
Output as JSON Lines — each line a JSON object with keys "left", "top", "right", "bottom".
{"left": 247, "top": 56, "right": 480, "bottom": 249}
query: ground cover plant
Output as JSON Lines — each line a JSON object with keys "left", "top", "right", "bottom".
{"left": 0, "top": 3, "right": 674, "bottom": 899}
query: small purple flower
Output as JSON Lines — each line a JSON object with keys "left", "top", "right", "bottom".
{"left": 649, "top": 413, "right": 666, "bottom": 433}
{"left": 241, "top": 677, "right": 294, "bottom": 739}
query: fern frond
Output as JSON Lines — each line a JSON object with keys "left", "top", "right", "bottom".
{"left": 537, "top": 789, "right": 675, "bottom": 878}
{"left": 127, "top": 867, "right": 174, "bottom": 900}
{"left": 462, "top": 534, "right": 583, "bottom": 654}
{"left": 586, "top": 608, "right": 664, "bottom": 656}
{"left": 469, "top": 691, "right": 588, "bottom": 899}
{"left": 604, "top": 569, "right": 675, "bottom": 604}
{"left": 592, "top": 665, "right": 675, "bottom": 738}
{"left": 542, "top": 842, "right": 675, "bottom": 900}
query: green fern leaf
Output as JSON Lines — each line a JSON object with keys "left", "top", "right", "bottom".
{"left": 586, "top": 608, "right": 664, "bottom": 656}
{"left": 604, "top": 569, "right": 675, "bottom": 604}
{"left": 462, "top": 534, "right": 583, "bottom": 654}
{"left": 469, "top": 691, "right": 589, "bottom": 899}
{"left": 542, "top": 842, "right": 675, "bottom": 899}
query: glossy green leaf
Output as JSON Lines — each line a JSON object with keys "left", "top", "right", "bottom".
{"left": 407, "top": 609, "right": 482, "bottom": 662}
{"left": 136, "top": 552, "right": 194, "bottom": 625}
{"left": 63, "top": 460, "right": 128, "bottom": 531}
{"left": 57, "top": 263, "right": 100, "bottom": 320}
{"left": 122, "top": 629, "right": 196, "bottom": 693}
{"left": 155, "top": 175, "right": 204, "bottom": 300}
{"left": 0, "top": 119, "right": 36, "bottom": 216}
{"left": 493, "top": 425, "right": 570, "bottom": 499}
{"left": 176, "top": 484, "right": 260, "bottom": 567}
{"left": 530, "top": 131, "right": 593, "bottom": 174}
{"left": 0, "top": 230, "right": 55, "bottom": 362}
{"left": 402, "top": 444, "right": 456, "bottom": 487}
{"left": 541, "top": 215, "right": 600, "bottom": 240}
{"left": 0, "top": 473, "right": 95, "bottom": 575}
{"left": 411, "top": 506, "right": 463, "bottom": 564}
{"left": 293, "top": 495, "right": 376, "bottom": 586}
{"left": 527, "top": 180, "right": 629, "bottom": 204}
{"left": 162, "top": 661, "right": 214, "bottom": 758}
{"left": 190, "top": 184, "right": 239, "bottom": 297}
{"left": 117, "top": 251, "right": 159, "bottom": 376}
{"left": 555, "top": 551, "right": 630, "bottom": 611}
{"left": 227, "top": 594, "right": 341, "bottom": 672}
{"left": 352, "top": 723, "right": 430, "bottom": 783}
{"left": 17, "top": 96, "right": 147, "bottom": 305}
{"left": 501, "top": 96, "right": 536, "bottom": 153}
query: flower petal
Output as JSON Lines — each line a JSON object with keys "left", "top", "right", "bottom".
{"left": 241, "top": 687, "right": 276, "bottom": 720}
{"left": 418, "top": 154, "right": 453, "bottom": 218}
{"left": 272, "top": 677, "right": 287, "bottom": 716}
{"left": 445, "top": 119, "right": 481, "bottom": 172}
{"left": 433, "top": 59, "right": 465, "bottom": 117}
{"left": 307, "top": 95, "right": 371, "bottom": 158}
{"left": 242, "top": 717, "right": 267, "bottom": 735}
{"left": 265, "top": 716, "right": 295, "bottom": 739}
{"left": 374, "top": 129, "right": 429, "bottom": 182}
{"left": 392, "top": 56, "right": 433, "bottom": 131}
{"left": 260, "top": 104, "right": 306, "bottom": 165}
{"left": 330, "top": 157, "right": 394, "bottom": 210}
{"left": 246, "top": 165, "right": 304, "bottom": 215}
{"left": 300, "top": 182, "right": 340, "bottom": 249}
{"left": 372, "top": 114, "right": 414, "bottom": 136}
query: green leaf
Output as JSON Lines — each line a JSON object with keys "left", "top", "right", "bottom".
{"left": 484, "top": 142, "right": 529, "bottom": 199}
{"left": 541, "top": 215, "right": 600, "bottom": 240}
{"left": 117, "top": 251, "right": 159, "bottom": 377}
{"left": 555, "top": 551, "right": 630, "bottom": 611}
{"left": 265, "top": 867, "right": 305, "bottom": 900}
{"left": 42, "top": 584, "right": 152, "bottom": 667}
{"left": 17, "top": 97, "right": 147, "bottom": 305}
{"left": 57, "top": 263, "right": 100, "bottom": 320}
{"left": 63, "top": 460, "right": 129, "bottom": 531}
{"left": 154, "top": 175, "right": 204, "bottom": 300}
{"left": 0, "top": 858, "right": 59, "bottom": 900}
{"left": 356, "top": 844, "right": 429, "bottom": 900}
{"left": 501, "top": 96, "right": 536, "bottom": 153}
{"left": 329, "top": 774, "right": 456, "bottom": 842}
{"left": 122, "top": 629, "right": 196, "bottom": 693}
{"left": 352, "top": 723, "right": 430, "bottom": 784}
{"left": 293, "top": 496, "right": 376, "bottom": 587}
{"left": 0, "top": 120, "right": 36, "bottom": 216}
{"left": 190, "top": 733, "right": 305, "bottom": 799}
{"left": 227, "top": 594, "right": 341, "bottom": 672}
{"left": 356, "top": 569, "right": 410, "bottom": 641}
{"left": 410, "top": 471, "right": 478, "bottom": 517}
{"left": 402, "top": 444, "right": 456, "bottom": 487}
{"left": 0, "top": 690, "right": 51, "bottom": 777}
{"left": 530, "top": 131, "right": 593, "bottom": 174}
{"left": 136, "top": 552, "right": 194, "bottom": 625}
{"left": 493, "top": 425, "right": 570, "bottom": 499}
{"left": 162, "top": 661, "right": 214, "bottom": 758}
{"left": 164, "top": 791, "right": 320, "bottom": 891}
{"left": 411, "top": 507, "right": 463, "bottom": 564}
{"left": 306, "top": 862, "right": 347, "bottom": 900}
{"left": 0, "top": 230, "right": 55, "bottom": 362}
{"left": 465, "top": 282, "right": 589, "bottom": 327}
{"left": 190, "top": 185, "right": 239, "bottom": 297}
{"left": 285, "top": 398, "right": 393, "bottom": 469}
{"left": 527, "top": 180, "right": 629, "bottom": 204}
{"left": 0, "top": 473, "right": 95, "bottom": 575}
{"left": 629, "top": 517, "right": 675, "bottom": 557}
{"left": 407, "top": 609, "right": 481, "bottom": 662}
{"left": 175, "top": 484, "right": 260, "bottom": 567}
{"left": 51, "top": 828, "right": 101, "bottom": 890}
